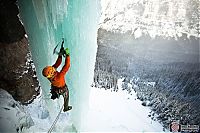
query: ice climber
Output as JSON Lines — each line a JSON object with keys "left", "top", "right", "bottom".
{"left": 42, "top": 40, "right": 72, "bottom": 112}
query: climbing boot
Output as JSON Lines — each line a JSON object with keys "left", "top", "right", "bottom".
{"left": 63, "top": 106, "right": 72, "bottom": 112}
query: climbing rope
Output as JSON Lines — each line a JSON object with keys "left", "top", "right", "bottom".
{"left": 47, "top": 104, "right": 64, "bottom": 133}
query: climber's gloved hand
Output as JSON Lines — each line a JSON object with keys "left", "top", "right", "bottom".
{"left": 65, "top": 48, "right": 70, "bottom": 56}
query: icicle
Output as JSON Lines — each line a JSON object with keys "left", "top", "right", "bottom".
{"left": 32, "top": 0, "right": 46, "bottom": 28}
{"left": 32, "top": 0, "right": 68, "bottom": 30}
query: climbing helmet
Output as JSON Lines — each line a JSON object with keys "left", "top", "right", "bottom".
{"left": 42, "top": 66, "right": 56, "bottom": 79}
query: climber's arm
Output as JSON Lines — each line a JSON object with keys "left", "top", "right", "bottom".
{"left": 60, "top": 55, "right": 70, "bottom": 75}
{"left": 52, "top": 55, "right": 62, "bottom": 68}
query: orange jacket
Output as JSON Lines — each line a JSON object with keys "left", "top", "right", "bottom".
{"left": 50, "top": 55, "right": 70, "bottom": 88}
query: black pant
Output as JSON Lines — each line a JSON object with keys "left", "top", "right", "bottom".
{"left": 51, "top": 85, "right": 69, "bottom": 110}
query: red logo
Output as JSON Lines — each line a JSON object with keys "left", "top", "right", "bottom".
{"left": 170, "top": 121, "right": 180, "bottom": 132}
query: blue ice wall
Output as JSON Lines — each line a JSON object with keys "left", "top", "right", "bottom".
{"left": 18, "top": 0, "right": 100, "bottom": 131}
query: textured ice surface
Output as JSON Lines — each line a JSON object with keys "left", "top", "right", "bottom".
{"left": 32, "top": 0, "right": 68, "bottom": 29}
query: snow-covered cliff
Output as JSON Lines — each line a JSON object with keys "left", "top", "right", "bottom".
{"left": 99, "top": 0, "right": 200, "bottom": 39}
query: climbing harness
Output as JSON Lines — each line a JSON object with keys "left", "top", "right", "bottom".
{"left": 47, "top": 104, "right": 64, "bottom": 133}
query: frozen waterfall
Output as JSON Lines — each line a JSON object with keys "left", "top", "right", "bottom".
{"left": 18, "top": 0, "right": 100, "bottom": 131}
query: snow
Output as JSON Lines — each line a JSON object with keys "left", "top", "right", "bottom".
{"left": 0, "top": 89, "right": 34, "bottom": 133}
{"left": 0, "top": 77, "right": 167, "bottom": 132}
{"left": 17, "top": 52, "right": 36, "bottom": 79}
{"left": 144, "top": 82, "right": 156, "bottom": 87}
{"left": 134, "top": 28, "right": 143, "bottom": 39}
{"left": 0, "top": 77, "right": 166, "bottom": 132}
{"left": 25, "top": 34, "right": 28, "bottom": 38}
{"left": 22, "top": 90, "right": 73, "bottom": 132}
{"left": 99, "top": 0, "right": 200, "bottom": 38}
{"left": 22, "top": 78, "right": 166, "bottom": 132}
{"left": 0, "top": 88, "right": 58, "bottom": 133}
{"left": 82, "top": 78, "right": 165, "bottom": 132}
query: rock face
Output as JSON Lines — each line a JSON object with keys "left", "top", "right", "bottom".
{"left": 0, "top": 0, "right": 39, "bottom": 103}
{"left": 0, "top": 0, "right": 25, "bottom": 43}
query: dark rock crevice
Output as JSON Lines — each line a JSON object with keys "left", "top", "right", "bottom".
{"left": 0, "top": 0, "right": 25, "bottom": 43}
{"left": 0, "top": 0, "right": 40, "bottom": 104}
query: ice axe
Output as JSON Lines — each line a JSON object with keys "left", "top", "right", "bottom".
{"left": 53, "top": 38, "right": 66, "bottom": 57}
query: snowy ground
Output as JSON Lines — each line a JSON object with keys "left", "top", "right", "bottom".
{"left": 0, "top": 78, "right": 167, "bottom": 132}
{"left": 0, "top": 86, "right": 72, "bottom": 133}
{"left": 22, "top": 91, "right": 73, "bottom": 133}
{"left": 25, "top": 84, "right": 166, "bottom": 132}
{"left": 0, "top": 89, "right": 34, "bottom": 133}
{"left": 82, "top": 78, "right": 166, "bottom": 132}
